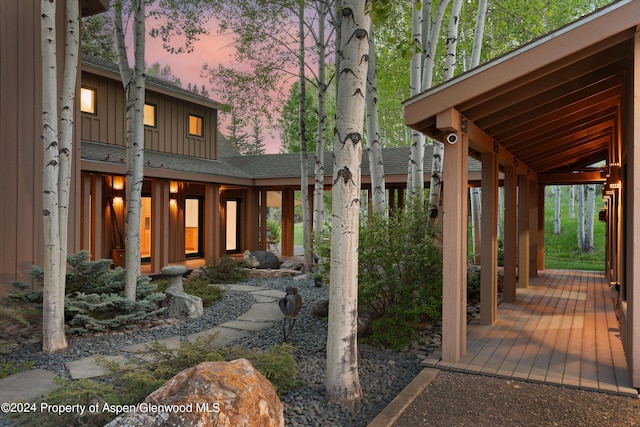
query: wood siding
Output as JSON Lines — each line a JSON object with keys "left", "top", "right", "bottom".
{"left": 0, "top": 1, "right": 83, "bottom": 292}
{"left": 80, "top": 71, "right": 218, "bottom": 160}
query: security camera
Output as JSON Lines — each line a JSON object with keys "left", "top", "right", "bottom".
{"left": 446, "top": 133, "right": 458, "bottom": 144}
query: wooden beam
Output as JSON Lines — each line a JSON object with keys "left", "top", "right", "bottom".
{"left": 480, "top": 152, "right": 499, "bottom": 325}
{"left": 441, "top": 132, "right": 468, "bottom": 362}
{"left": 518, "top": 173, "right": 530, "bottom": 288}
{"left": 503, "top": 164, "right": 517, "bottom": 303}
{"left": 538, "top": 171, "right": 605, "bottom": 184}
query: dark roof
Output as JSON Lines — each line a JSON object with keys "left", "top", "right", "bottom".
{"left": 82, "top": 139, "right": 481, "bottom": 184}
{"left": 81, "top": 54, "right": 222, "bottom": 109}
{"left": 81, "top": 140, "right": 253, "bottom": 180}
{"left": 223, "top": 145, "right": 481, "bottom": 179}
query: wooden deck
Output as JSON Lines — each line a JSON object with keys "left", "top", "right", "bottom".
{"left": 423, "top": 269, "right": 638, "bottom": 397}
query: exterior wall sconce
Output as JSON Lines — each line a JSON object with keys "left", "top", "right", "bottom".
{"left": 112, "top": 176, "right": 124, "bottom": 190}
{"left": 170, "top": 181, "right": 179, "bottom": 194}
{"left": 609, "top": 163, "right": 621, "bottom": 189}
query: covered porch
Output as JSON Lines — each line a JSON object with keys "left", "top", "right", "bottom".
{"left": 404, "top": 0, "right": 640, "bottom": 388}
{"left": 423, "top": 269, "right": 637, "bottom": 397}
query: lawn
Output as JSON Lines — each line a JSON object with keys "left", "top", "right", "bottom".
{"left": 543, "top": 186, "right": 605, "bottom": 271}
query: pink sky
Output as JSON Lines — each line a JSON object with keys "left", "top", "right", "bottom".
{"left": 145, "top": 29, "right": 283, "bottom": 154}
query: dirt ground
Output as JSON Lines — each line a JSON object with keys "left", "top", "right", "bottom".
{"left": 393, "top": 371, "right": 640, "bottom": 427}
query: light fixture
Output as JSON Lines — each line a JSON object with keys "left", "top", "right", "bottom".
{"left": 112, "top": 176, "right": 124, "bottom": 190}
{"left": 170, "top": 181, "right": 179, "bottom": 194}
{"left": 609, "top": 163, "right": 621, "bottom": 189}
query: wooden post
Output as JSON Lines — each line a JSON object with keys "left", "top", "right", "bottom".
{"left": 281, "top": 189, "right": 294, "bottom": 256}
{"left": 518, "top": 173, "right": 530, "bottom": 288}
{"left": 203, "top": 183, "right": 219, "bottom": 262}
{"left": 480, "top": 152, "right": 498, "bottom": 325}
{"left": 503, "top": 164, "right": 517, "bottom": 303}
{"left": 90, "top": 174, "right": 103, "bottom": 260}
{"left": 442, "top": 132, "right": 468, "bottom": 362}
{"left": 529, "top": 179, "right": 539, "bottom": 278}
{"left": 151, "top": 180, "right": 169, "bottom": 273}
{"left": 537, "top": 184, "right": 545, "bottom": 271}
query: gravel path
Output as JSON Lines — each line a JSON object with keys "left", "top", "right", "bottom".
{"left": 394, "top": 370, "right": 640, "bottom": 427}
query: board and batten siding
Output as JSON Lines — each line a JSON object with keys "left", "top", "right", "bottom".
{"left": 80, "top": 71, "right": 218, "bottom": 160}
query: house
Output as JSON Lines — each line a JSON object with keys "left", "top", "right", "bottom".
{"left": 404, "top": 0, "right": 640, "bottom": 387}
{"left": 0, "top": 0, "right": 483, "bottom": 295}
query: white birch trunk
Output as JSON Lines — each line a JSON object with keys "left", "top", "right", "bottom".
{"left": 326, "top": 0, "right": 369, "bottom": 405}
{"left": 577, "top": 185, "right": 585, "bottom": 251}
{"left": 114, "top": 0, "right": 145, "bottom": 300}
{"left": 408, "top": 0, "right": 425, "bottom": 202}
{"left": 470, "top": 0, "right": 488, "bottom": 68}
{"left": 553, "top": 185, "right": 561, "bottom": 235}
{"left": 298, "top": 2, "right": 313, "bottom": 273}
{"left": 470, "top": 187, "right": 481, "bottom": 264}
{"left": 584, "top": 184, "right": 596, "bottom": 251}
{"left": 366, "top": 23, "right": 386, "bottom": 215}
{"left": 424, "top": 0, "right": 450, "bottom": 219}
{"left": 569, "top": 185, "right": 575, "bottom": 218}
{"left": 41, "top": 0, "right": 68, "bottom": 353}
{"left": 498, "top": 187, "right": 504, "bottom": 240}
{"left": 58, "top": 0, "right": 79, "bottom": 291}
{"left": 313, "top": 1, "right": 328, "bottom": 236}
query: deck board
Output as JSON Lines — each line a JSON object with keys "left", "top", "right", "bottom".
{"left": 424, "top": 269, "right": 637, "bottom": 397}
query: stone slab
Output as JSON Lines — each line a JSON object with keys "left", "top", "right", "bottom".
{"left": 120, "top": 336, "right": 183, "bottom": 353}
{"left": 66, "top": 355, "right": 128, "bottom": 380}
{"left": 224, "top": 284, "right": 266, "bottom": 292}
{"left": 219, "top": 320, "right": 274, "bottom": 331}
{"left": 249, "top": 289, "right": 286, "bottom": 299}
{"left": 187, "top": 327, "right": 250, "bottom": 347}
{"left": 237, "top": 303, "right": 284, "bottom": 322}
{"left": 252, "top": 294, "right": 278, "bottom": 303}
{"left": 0, "top": 369, "right": 59, "bottom": 403}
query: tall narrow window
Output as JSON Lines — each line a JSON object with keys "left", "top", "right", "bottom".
{"left": 185, "top": 198, "right": 202, "bottom": 256}
{"left": 140, "top": 197, "right": 152, "bottom": 259}
{"left": 188, "top": 114, "right": 204, "bottom": 137}
{"left": 226, "top": 200, "right": 239, "bottom": 252}
{"left": 144, "top": 103, "right": 156, "bottom": 127}
{"left": 80, "top": 87, "right": 96, "bottom": 114}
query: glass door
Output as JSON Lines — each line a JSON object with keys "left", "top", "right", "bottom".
{"left": 140, "top": 196, "right": 151, "bottom": 260}
{"left": 185, "top": 197, "right": 203, "bottom": 257}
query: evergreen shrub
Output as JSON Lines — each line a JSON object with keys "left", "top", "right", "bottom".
{"left": 12, "top": 251, "right": 166, "bottom": 334}
{"left": 202, "top": 256, "right": 249, "bottom": 283}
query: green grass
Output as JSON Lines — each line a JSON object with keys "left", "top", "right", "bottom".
{"left": 543, "top": 186, "right": 605, "bottom": 271}
{"left": 468, "top": 185, "right": 605, "bottom": 271}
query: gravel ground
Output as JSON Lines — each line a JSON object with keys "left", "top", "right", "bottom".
{"left": 4, "top": 275, "right": 637, "bottom": 427}
{"left": 0, "top": 276, "right": 425, "bottom": 426}
{"left": 394, "top": 370, "right": 640, "bottom": 427}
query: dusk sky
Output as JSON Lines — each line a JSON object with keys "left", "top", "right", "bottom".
{"left": 144, "top": 25, "right": 283, "bottom": 154}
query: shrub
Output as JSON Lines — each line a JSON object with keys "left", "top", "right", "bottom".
{"left": 357, "top": 203, "right": 442, "bottom": 349}
{"left": 13, "top": 251, "right": 167, "bottom": 335}
{"left": 202, "top": 256, "right": 249, "bottom": 283}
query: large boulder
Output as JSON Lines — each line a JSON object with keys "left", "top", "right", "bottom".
{"left": 106, "top": 359, "right": 284, "bottom": 427}
{"left": 165, "top": 288, "right": 203, "bottom": 320}
{"left": 311, "top": 298, "right": 371, "bottom": 337}
{"left": 251, "top": 250, "right": 280, "bottom": 269}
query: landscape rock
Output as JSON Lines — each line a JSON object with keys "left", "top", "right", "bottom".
{"left": 243, "top": 250, "right": 259, "bottom": 268}
{"left": 311, "top": 298, "right": 371, "bottom": 336}
{"left": 188, "top": 266, "right": 208, "bottom": 281}
{"left": 251, "top": 250, "right": 280, "bottom": 269}
{"left": 311, "top": 298, "right": 329, "bottom": 318}
{"left": 280, "top": 259, "right": 303, "bottom": 271}
{"left": 105, "top": 359, "right": 284, "bottom": 427}
{"left": 165, "top": 288, "right": 203, "bottom": 320}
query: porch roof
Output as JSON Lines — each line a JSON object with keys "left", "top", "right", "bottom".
{"left": 404, "top": 0, "right": 640, "bottom": 184}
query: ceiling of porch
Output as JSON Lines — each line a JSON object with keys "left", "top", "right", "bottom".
{"left": 404, "top": 1, "right": 640, "bottom": 184}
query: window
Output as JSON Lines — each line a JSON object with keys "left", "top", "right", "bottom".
{"left": 80, "top": 87, "right": 96, "bottom": 114}
{"left": 144, "top": 103, "right": 156, "bottom": 127}
{"left": 188, "top": 114, "right": 204, "bottom": 137}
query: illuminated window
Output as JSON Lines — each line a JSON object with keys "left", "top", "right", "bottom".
{"left": 188, "top": 114, "right": 203, "bottom": 137}
{"left": 80, "top": 87, "right": 96, "bottom": 114}
{"left": 144, "top": 103, "right": 156, "bottom": 127}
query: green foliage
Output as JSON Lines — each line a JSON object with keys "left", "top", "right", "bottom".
{"left": 185, "top": 281, "right": 225, "bottom": 308}
{"left": 358, "top": 204, "right": 442, "bottom": 322}
{"left": 9, "top": 378, "right": 122, "bottom": 427}
{"left": 81, "top": 12, "right": 117, "bottom": 62}
{"left": 13, "top": 251, "right": 167, "bottom": 335}
{"left": 544, "top": 185, "right": 605, "bottom": 270}
{"left": 202, "top": 256, "right": 250, "bottom": 283}
{"left": 0, "top": 362, "right": 18, "bottom": 379}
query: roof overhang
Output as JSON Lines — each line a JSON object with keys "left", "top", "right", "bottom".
{"left": 81, "top": 0, "right": 109, "bottom": 17}
{"left": 404, "top": 0, "right": 640, "bottom": 183}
